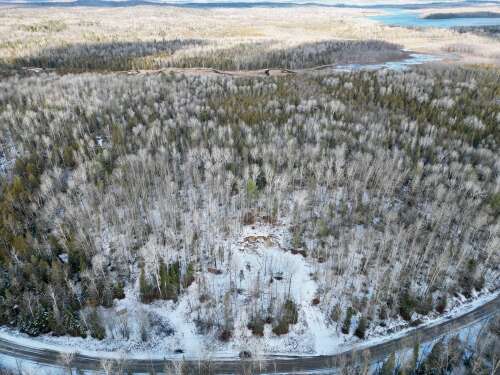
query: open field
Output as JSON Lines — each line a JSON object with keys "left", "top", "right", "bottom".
{"left": 0, "top": 5, "right": 500, "bottom": 72}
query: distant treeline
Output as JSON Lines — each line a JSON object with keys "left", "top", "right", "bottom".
{"left": 1, "top": 39, "right": 406, "bottom": 73}
{"left": 424, "top": 11, "right": 500, "bottom": 19}
{"left": 453, "top": 24, "right": 500, "bottom": 38}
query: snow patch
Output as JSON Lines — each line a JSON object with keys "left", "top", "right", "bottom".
{"left": 0, "top": 221, "right": 497, "bottom": 361}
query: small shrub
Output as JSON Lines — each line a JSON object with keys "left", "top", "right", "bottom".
{"left": 436, "top": 295, "right": 447, "bottom": 314}
{"left": 87, "top": 309, "right": 106, "bottom": 340}
{"left": 410, "top": 318, "right": 423, "bottom": 327}
{"left": 283, "top": 300, "right": 299, "bottom": 325}
{"left": 379, "top": 305, "right": 388, "bottom": 320}
{"left": 415, "top": 294, "right": 433, "bottom": 316}
{"left": 330, "top": 304, "right": 341, "bottom": 322}
{"left": 21, "top": 20, "right": 67, "bottom": 33}
{"left": 246, "top": 179, "right": 258, "bottom": 199}
{"left": 219, "top": 328, "right": 232, "bottom": 342}
{"left": 112, "top": 282, "right": 125, "bottom": 300}
{"left": 487, "top": 192, "right": 500, "bottom": 216}
{"left": 19, "top": 309, "right": 50, "bottom": 337}
{"left": 399, "top": 290, "right": 416, "bottom": 321}
{"left": 473, "top": 274, "right": 485, "bottom": 291}
{"left": 247, "top": 316, "right": 265, "bottom": 336}
{"left": 272, "top": 319, "right": 290, "bottom": 335}
{"left": 272, "top": 299, "right": 299, "bottom": 336}
{"left": 354, "top": 316, "right": 367, "bottom": 339}
{"left": 139, "top": 267, "right": 157, "bottom": 303}
{"left": 64, "top": 312, "right": 86, "bottom": 338}
{"left": 239, "top": 350, "right": 252, "bottom": 359}
{"left": 317, "top": 219, "right": 331, "bottom": 238}
{"left": 182, "top": 262, "right": 196, "bottom": 288}
{"left": 242, "top": 211, "right": 256, "bottom": 225}
{"left": 256, "top": 169, "right": 267, "bottom": 191}
{"left": 341, "top": 307, "right": 355, "bottom": 335}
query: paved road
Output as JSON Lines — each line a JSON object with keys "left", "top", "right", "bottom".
{"left": 0, "top": 295, "right": 498, "bottom": 374}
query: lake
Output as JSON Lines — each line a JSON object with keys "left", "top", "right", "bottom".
{"left": 3, "top": 0, "right": 500, "bottom": 29}
{"left": 372, "top": 9, "right": 500, "bottom": 28}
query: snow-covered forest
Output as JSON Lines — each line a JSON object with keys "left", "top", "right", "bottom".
{"left": 0, "top": 63, "right": 498, "bottom": 356}
{"left": 1, "top": 39, "right": 406, "bottom": 72}
{"left": 370, "top": 315, "right": 500, "bottom": 375}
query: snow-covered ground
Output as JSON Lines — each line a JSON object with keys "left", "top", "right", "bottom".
{"left": 0, "top": 155, "right": 9, "bottom": 175}
{"left": 0, "top": 354, "right": 66, "bottom": 375}
{"left": 0, "top": 296, "right": 495, "bottom": 375}
{"left": 0, "top": 142, "right": 17, "bottom": 176}
{"left": 333, "top": 53, "right": 442, "bottom": 72}
{"left": 14, "top": 222, "right": 341, "bottom": 358}
{"left": 0, "top": 221, "right": 498, "bottom": 362}
{"left": 344, "top": 290, "right": 498, "bottom": 354}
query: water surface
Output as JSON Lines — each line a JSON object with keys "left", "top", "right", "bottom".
{"left": 334, "top": 53, "right": 440, "bottom": 71}
{"left": 372, "top": 9, "right": 500, "bottom": 27}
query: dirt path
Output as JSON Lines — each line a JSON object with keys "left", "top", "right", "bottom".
{"left": 6, "top": 51, "right": 444, "bottom": 79}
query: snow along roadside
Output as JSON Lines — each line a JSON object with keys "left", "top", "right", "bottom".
{"left": 0, "top": 289, "right": 498, "bottom": 361}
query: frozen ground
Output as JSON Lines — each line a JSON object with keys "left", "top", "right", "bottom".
{"left": 0, "top": 221, "right": 498, "bottom": 361}
{"left": 0, "top": 324, "right": 492, "bottom": 375}
{"left": 333, "top": 52, "right": 441, "bottom": 71}
{"left": 13, "top": 222, "right": 342, "bottom": 359}
{"left": 0, "top": 156, "right": 6, "bottom": 175}
{"left": 0, "top": 294, "right": 496, "bottom": 375}
{"left": 0, "top": 354, "right": 66, "bottom": 375}
{"left": 0, "top": 142, "right": 16, "bottom": 176}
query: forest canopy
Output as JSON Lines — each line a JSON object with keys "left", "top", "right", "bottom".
{"left": 0, "top": 65, "right": 498, "bottom": 346}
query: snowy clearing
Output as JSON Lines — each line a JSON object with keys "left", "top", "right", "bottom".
{"left": 0, "top": 220, "right": 497, "bottom": 361}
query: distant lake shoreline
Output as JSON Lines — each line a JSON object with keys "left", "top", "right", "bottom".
{"left": 1, "top": 0, "right": 499, "bottom": 10}
{"left": 372, "top": 9, "right": 500, "bottom": 28}
{"left": 2, "top": 0, "right": 500, "bottom": 29}
{"left": 423, "top": 11, "right": 500, "bottom": 18}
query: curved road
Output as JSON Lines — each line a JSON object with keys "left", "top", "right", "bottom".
{"left": 0, "top": 295, "right": 498, "bottom": 374}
